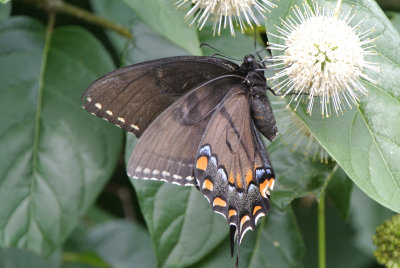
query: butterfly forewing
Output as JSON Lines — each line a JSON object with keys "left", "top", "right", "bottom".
{"left": 127, "top": 76, "right": 244, "bottom": 186}
{"left": 82, "top": 57, "right": 239, "bottom": 137}
{"left": 194, "top": 85, "right": 275, "bottom": 244}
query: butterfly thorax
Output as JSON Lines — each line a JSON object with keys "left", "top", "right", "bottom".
{"left": 238, "top": 55, "right": 278, "bottom": 142}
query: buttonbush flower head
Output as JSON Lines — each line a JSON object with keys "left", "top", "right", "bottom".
{"left": 267, "top": 2, "right": 379, "bottom": 117}
{"left": 176, "top": 0, "right": 276, "bottom": 36}
{"left": 273, "top": 100, "right": 330, "bottom": 163}
{"left": 373, "top": 214, "right": 400, "bottom": 268}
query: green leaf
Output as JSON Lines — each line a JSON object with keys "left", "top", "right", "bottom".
{"left": 90, "top": 0, "right": 189, "bottom": 65}
{"left": 0, "top": 0, "right": 10, "bottom": 4}
{"left": 326, "top": 167, "right": 353, "bottom": 220}
{"left": 62, "top": 252, "right": 109, "bottom": 268}
{"left": 82, "top": 220, "right": 155, "bottom": 268}
{"left": 267, "top": 140, "right": 335, "bottom": 210}
{"left": 0, "top": 17, "right": 123, "bottom": 255}
{"left": 267, "top": 100, "right": 338, "bottom": 209}
{"left": 89, "top": 0, "right": 133, "bottom": 55}
{"left": 376, "top": 0, "right": 400, "bottom": 12}
{"left": 136, "top": 183, "right": 228, "bottom": 267}
{"left": 63, "top": 216, "right": 153, "bottom": 268}
{"left": 0, "top": 248, "right": 61, "bottom": 268}
{"left": 266, "top": 0, "right": 400, "bottom": 213}
{"left": 62, "top": 207, "right": 116, "bottom": 268}
{"left": 349, "top": 185, "right": 394, "bottom": 255}
{"left": 62, "top": 262, "right": 97, "bottom": 268}
{"left": 241, "top": 206, "right": 304, "bottom": 268}
{"left": 122, "top": 0, "right": 201, "bottom": 55}
{"left": 63, "top": 206, "right": 115, "bottom": 254}
{"left": 195, "top": 206, "right": 304, "bottom": 267}
{"left": 388, "top": 11, "right": 400, "bottom": 33}
{"left": 0, "top": 1, "right": 10, "bottom": 22}
{"left": 294, "top": 198, "right": 377, "bottom": 268}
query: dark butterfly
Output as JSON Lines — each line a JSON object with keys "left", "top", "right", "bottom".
{"left": 82, "top": 55, "right": 278, "bottom": 263}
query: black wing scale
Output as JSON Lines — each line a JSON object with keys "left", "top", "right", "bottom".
{"left": 82, "top": 56, "right": 239, "bottom": 137}
{"left": 82, "top": 54, "right": 278, "bottom": 264}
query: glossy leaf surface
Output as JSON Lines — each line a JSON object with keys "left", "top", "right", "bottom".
{"left": 0, "top": 17, "right": 122, "bottom": 255}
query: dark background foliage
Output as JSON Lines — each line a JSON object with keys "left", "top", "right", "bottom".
{"left": 0, "top": 0, "right": 399, "bottom": 267}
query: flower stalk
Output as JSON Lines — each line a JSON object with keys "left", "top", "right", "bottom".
{"left": 318, "top": 194, "right": 326, "bottom": 268}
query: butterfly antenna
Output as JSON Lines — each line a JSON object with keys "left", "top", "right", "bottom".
{"left": 274, "top": 91, "right": 311, "bottom": 97}
{"left": 252, "top": 30, "right": 268, "bottom": 69}
{"left": 265, "top": 34, "right": 272, "bottom": 56}
{"left": 200, "top": 43, "right": 242, "bottom": 61}
{"left": 211, "top": 53, "right": 242, "bottom": 62}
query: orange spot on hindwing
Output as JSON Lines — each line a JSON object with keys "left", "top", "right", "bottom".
{"left": 202, "top": 178, "right": 213, "bottom": 191}
{"left": 229, "top": 209, "right": 237, "bottom": 218}
{"left": 259, "top": 180, "right": 269, "bottom": 198}
{"left": 229, "top": 171, "right": 235, "bottom": 184}
{"left": 240, "top": 215, "right": 250, "bottom": 228}
{"left": 246, "top": 169, "right": 253, "bottom": 186}
{"left": 236, "top": 172, "right": 242, "bottom": 188}
{"left": 213, "top": 197, "right": 227, "bottom": 207}
{"left": 269, "top": 178, "right": 275, "bottom": 190}
{"left": 196, "top": 156, "right": 208, "bottom": 171}
{"left": 253, "top": 206, "right": 262, "bottom": 215}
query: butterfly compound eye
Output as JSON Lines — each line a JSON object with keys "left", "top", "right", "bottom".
{"left": 245, "top": 55, "right": 254, "bottom": 63}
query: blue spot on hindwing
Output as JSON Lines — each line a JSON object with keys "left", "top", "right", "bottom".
{"left": 209, "top": 156, "right": 217, "bottom": 167}
{"left": 218, "top": 168, "right": 228, "bottom": 182}
{"left": 248, "top": 184, "right": 257, "bottom": 192}
{"left": 199, "top": 145, "right": 211, "bottom": 156}
{"left": 255, "top": 168, "right": 266, "bottom": 181}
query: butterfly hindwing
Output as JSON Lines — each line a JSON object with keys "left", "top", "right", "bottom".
{"left": 127, "top": 76, "right": 244, "bottom": 186}
{"left": 194, "top": 85, "right": 275, "bottom": 244}
{"left": 82, "top": 56, "right": 239, "bottom": 137}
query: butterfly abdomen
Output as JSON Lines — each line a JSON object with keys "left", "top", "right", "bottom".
{"left": 250, "top": 93, "right": 278, "bottom": 142}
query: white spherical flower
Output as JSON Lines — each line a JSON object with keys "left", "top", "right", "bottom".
{"left": 176, "top": 0, "right": 276, "bottom": 36}
{"left": 267, "top": 2, "right": 380, "bottom": 117}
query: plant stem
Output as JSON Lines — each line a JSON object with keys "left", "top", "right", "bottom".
{"left": 318, "top": 194, "right": 326, "bottom": 268}
{"left": 17, "top": 0, "right": 132, "bottom": 39}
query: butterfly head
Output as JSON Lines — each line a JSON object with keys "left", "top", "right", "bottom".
{"left": 241, "top": 55, "right": 261, "bottom": 73}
